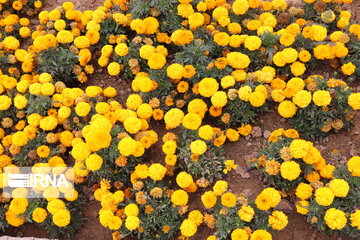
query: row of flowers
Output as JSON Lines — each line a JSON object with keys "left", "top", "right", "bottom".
{"left": 0, "top": 0, "right": 359, "bottom": 239}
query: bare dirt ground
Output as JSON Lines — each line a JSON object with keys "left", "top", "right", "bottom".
{"left": 3, "top": 0, "right": 360, "bottom": 240}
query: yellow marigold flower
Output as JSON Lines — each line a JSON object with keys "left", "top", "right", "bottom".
{"left": 280, "top": 161, "right": 301, "bottom": 181}
{"left": 118, "top": 137, "right": 137, "bottom": 156}
{"left": 148, "top": 53, "right": 166, "bottom": 69}
{"left": 124, "top": 203, "right": 139, "bottom": 217}
{"left": 226, "top": 52, "right": 250, "bottom": 69}
{"left": 269, "top": 211, "right": 288, "bottom": 230}
{"left": 319, "top": 164, "right": 335, "bottom": 179}
{"left": 214, "top": 32, "right": 230, "bottom": 46}
{"left": 176, "top": 171, "right": 194, "bottom": 189}
{"left": 198, "top": 125, "right": 214, "bottom": 140}
{"left": 250, "top": 230, "right": 272, "bottom": 240}
{"left": 188, "top": 210, "right": 203, "bottom": 227}
{"left": 190, "top": 140, "right": 207, "bottom": 155}
{"left": 171, "top": 189, "right": 189, "bottom": 206}
{"left": 211, "top": 180, "right": 227, "bottom": 196}
{"left": 211, "top": 91, "right": 228, "bottom": 107}
{"left": 180, "top": 219, "right": 197, "bottom": 237}
{"left": 183, "top": 113, "right": 202, "bottom": 130}
{"left": 292, "top": 90, "right": 311, "bottom": 108}
{"left": 290, "top": 61, "right": 306, "bottom": 77}
{"left": 148, "top": 163, "right": 167, "bottom": 181}
{"left": 85, "top": 154, "right": 103, "bottom": 171}
{"left": 171, "top": 29, "right": 194, "bottom": 45}
{"left": 232, "top": 0, "right": 249, "bottom": 15}
{"left": 238, "top": 86, "right": 252, "bottom": 101}
{"left": 311, "top": 24, "right": 327, "bottom": 42}
{"left": 312, "top": 90, "right": 331, "bottom": 107}
{"left": 255, "top": 188, "right": 281, "bottom": 211}
{"left": 53, "top": 209, "right": 71, "bottom": 227}
{"left": 125, "top": 216, "right": 140, "bottom": 230}
{"left": 221, "top": 192, "right": 236, "bottom": 208}
{"left": 238, "top": 205, "right": 254, "bottom": 222}
{"left": 167, "top": 63, "right": 184, "bottom": 80}
{"left": 278, "top": 100, "right": 297, "bottom": 118}
{"left": 2, "top": 36, "right": 20, "bottom": 50}
{"left": 296, "top": 200, "right": 309, "bottom": 215}
{"left": 329, "top": 179, "right": 349, "bottom": 197}
{"left": 164, "top": 108, "right": 184, "bottom": 129}
{"left": 348, "top": 93, "right": 360, "bottom": 110}
{"left": 107, "top": 62, "right": 121, "bottom": 76}
{"left": 75, "top": 102, "right": 91, "bottom": 117}
{"left": 231, "top": 228, "right": 248, "bottom": 240}
{"left": 324, "top": 208, "right": 347, "bottom": 230}
{"left": 124, "top": 117, "right": 142, "bottom": 134}
{"left": 188, "top": 12, "right": 204, "bottom": 30}
{"left": 295, "top": 183, "right": 313, "bottom": 200}
{"left": 249, "top": 91, "right": 266, "bottom": 107}
{"left": 162, "top": 140, "right": 177, "bottom": 155}
{"left": 201, "top": 191, "right": 217, "bottom": 208}
{"left": 347, "top": 156, "right": 360, "bottom": 176}
{"left": 315, "top": 187, "right": 334, "bottom": 206}
{"left": 350, "top": 210, "right": 360, "bottom": 230}
{"left": 32, "top": 208, "right": 47, "bottom": 223}
{"left": 280, "top": 32, "right": 295, "bottom": 47}
{"left": 221, "top": 76, "right": 235, "bottom": 89}
{"left": 37, "top": 145, "right": 50, "bottom": 158}
{"left": 9, "top": 198, "right": 28, "bottom": 214}
{"left": 289, "top": 139, "right": 312, "bottom": 159}
{"left": 244, "top": 36, "right": 262, "bottom": 51}
{"left": 198, "top": 78, "right": 219, "bottom": 97}
{"left": 299, "top": 50, "right": 311, "bottom": 62}
{"left": 0, "top": 95, "right": 12, "bottom": 111}
{"left": 11, "top": 131, "right": 28, "bottom": 147}
{"left": 39, "top": 116, "right": 58, "bottom": 131}
{"left": 342, "top": 62, "right": 356, "bottom": 76}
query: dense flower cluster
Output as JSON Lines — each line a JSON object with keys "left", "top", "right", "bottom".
{"left": 0, "top": 0, "right": 360, "bottom": 239}
{"left": 250, "top": 128, "right": 330, "bottom": 191}
{"left": 254, "top": 129, "right": 360, "bottom": 237}
{"left": 200, "top": 182, "right": 287, "bottom": 240}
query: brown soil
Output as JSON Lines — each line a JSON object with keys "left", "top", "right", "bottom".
{"left": 2, "top": 0, "right": 360, "bottom": 240}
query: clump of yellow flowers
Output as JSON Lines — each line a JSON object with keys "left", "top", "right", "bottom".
{"left": 0, "top": 0, "right": 360, "bottom": 239}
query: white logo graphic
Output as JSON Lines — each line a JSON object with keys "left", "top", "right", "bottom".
{"left": 7, "top": 173, "right": 69, "bottom": 188}
{"left": 2, "top": 167, "right": 75, "bottom": 199}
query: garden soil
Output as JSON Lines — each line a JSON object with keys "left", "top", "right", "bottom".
{"left": 3, "top": 0, "right": 360, "bottom": 240}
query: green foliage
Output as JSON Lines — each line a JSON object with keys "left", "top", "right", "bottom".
{"left": 158, "top": 8, "right": 183, "bottom": 33}
{"left": 306, "top": 166, "right": 360, "bottom": 239}
{"left": 214, "top": 206, "right": 245, "bottom": 240}
{"left": 40, "top": 191, "right": 85, "bottom": 239}
{"left": 175, "top": 40, "right": 214, "bottom": 67}
{"left": 36, "top": 47, "right": 78, "bottom": 86}
{"left": 213, "top": 197, "right": 271, "bottom": 240}
{"left": 129, "top": 0, "right": 178, "bottom": 19}
{"left": 177, "top": 128, "right": 226, "bottom": 183}
{"left": 221, "top": 97, "right": 268, "bottom": 127}
{"left": 13, "top": 133, "right": 48, "bottom": 166}
{"left": 0, "top": 52, "right": 12, "bottom": 74}
{"left": 346, "top": 39, "right": 360, "bottom": 79}
{"left": 141, "top": 68, "right": 173, "bottom": 106}
{"left": 25, "top": 95, "right": 52, "bottom": 116}
{"left": 290, "top": 84, "right": 353, "bottom": 140}
{"left": 0, "top": 207, "right": 9, "bottom": 232}
{"left": 119, "top": 180, "right": 183, "bottom": 240}
{"left": 91, "top": 125, "right": 141, "bottom": 187}
{"left": 99, "top": 18, "right": 125, "bottom": 47}
{"left": 256, "top": 137, "right": 314, "bottom": 191}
